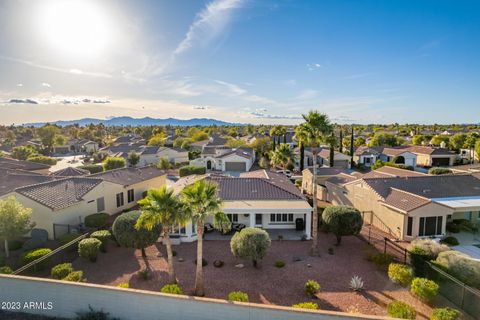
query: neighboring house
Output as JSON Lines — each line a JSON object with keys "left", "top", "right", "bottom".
{"left": 459, "top": 148, "right": 478, "bottom": 162}
{"left": 0, "top": 168, "right": 55, "bottom": 200}
{"left": 73, "top": 139, "right": 99, "bottom": 153}
{"left": 171, "top": 170, "right": 312, "bottom": 242}
{"left": 337, "top": 174, "right": 480, "bottom": 240}
{"left": 113, "top": 134, "right": 145, "bottom": 145}
{"left": 378, "top": 148, "right": 417, "bottom": 167}
{"left": 355, "top": 146, "right": 454, "bottom": 167}
{"left": 189, "top": 139, "right": 210, "bottom": 152}
{"left": 190, "top": 147, "right": 255, "bottom": 172}
{"left": 138, "top": 146, "right": 189, "bottom": 166}
{"left": 271, "top": 129, "right": 298, "bottom": 149}
{"left": 318, "top": 149, "right": 351, "bottom": 169}
{"left": 0, "top": 157, "right": 51, "bottom": 174}
{"left": 302, "top": 167, "right": 357, "bottom": 201}
{"left": 6, "top": 166, "right": 166, "bottom": 239}
{"left": 354, "top": 147, "right": 382, "bottom": 167}
{"left": 50, "top": 167, "right": 90, "bottom": 177}
{"left": 407, "top": 146, "right": 457, "bottom": 167}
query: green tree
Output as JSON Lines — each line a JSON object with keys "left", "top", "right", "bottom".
{"left": 412, "top": 135, "right": 426, "bottom": 146}
{"left": 230, "top": 227, "right": 271, "bottom": 267}
{"left": 136, "top": 187, "right": 188, "bottom": 284}
{"left": 37, "top": 124, "right": 60, "bottom": 153}
{"left": 322, "top": 205, "right": 363, "bottom": 245}
{"left": 368, "top": 132, "right": 400, "bottom": 147}
{"left": 297, "top": 111, "right": 333, "bottom": 255}
{"left": 249, "top": 136, "right": 271, "bottom": 157}
{"left": 476, "top": 139, "right": 480, "bottom": 163}
{"left": 127, "top": 151, "right": 140, "bottom": 167}
{"left": 449, "top": 133, "right": 467, "bottom": 152}
{"left": 112, "top": 210, "right": 161, "bottom": 257}
{"left": 0, "top": 196, "right": 35, "bottom": 257}
{"left": 102, "top": 156, "right": 126, "bottom": 171}
{"left": 11, "top": 146, "right": 36, "bottom": 160}
{"left": 269, "top": 126, "right": 278, "bottom": 150}
{"left": 157, "top": 157, "right": 172, "bottom": 170}
{"left": 270, "top": 143, "right": 293, "bottom": 170}
{"left": 430, "top": 135, "right": 449, "bottom": 147}
{"left": 148, "top": 133, "right": 166, "bottom": 146}
{"left": 54, "top": 135, "right": 67, "bottom": 146}
{"left": 181, "top": 179, "right": 230, "bottom": 296}
{"left": 354, "top": 136, "right": 365, "bottom": 147}
{"left": 464, "top": 132, "right": 479, "bottom": 164}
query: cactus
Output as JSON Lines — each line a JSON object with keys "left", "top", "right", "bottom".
{"left": 349, "top": 275, "right": 364, "bottom": 291}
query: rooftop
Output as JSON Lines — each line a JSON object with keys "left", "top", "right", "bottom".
{"left": 0, "top": 157, "right": 51, "bottom": 171}
{"left": 91, "top": 166, "right": 166, "bottom": 186}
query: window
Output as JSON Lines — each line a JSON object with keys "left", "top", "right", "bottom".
{"left": 191, "top": 223, "right": 196, "bottom": 235}
{"left": 419, "top": 216, "right": 443, "bottom": 236}
{"left": 116, "top": 192, "right": 124, "bottom": 208}
{"left": 365, "top": 157, "right": 371, "bottom": 164}
{"left": 270, "top": 214, "right": 275, "bottom": 222}
{"left": 406, "top": 217, "right": 413, "bottom": 236}
{"left": 255, "top": 214, "right": 262, "bottom": 225}
{"left": 271, "top": 213, "right": 294, "bottom": 223}
{"left": 127, "top": 189, "right": 134, "bottom": 203}
{"left": 227, "top": 214, "right": 238, "bottom": 223}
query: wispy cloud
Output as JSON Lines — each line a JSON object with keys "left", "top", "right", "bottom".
{"left": 174, "top": 0, "right": 244, "bottom": 55}
{"left": 16, "top": 83, "right": 23, "bottom": 87}
{"left": 307, "top": 63, "right": 322, "bottom": 71}
{"left": 41, "top": 82, "right": 51, "bottom": 88}
{"left": 214, "top": 79, "right": 275, "bottom": 104}
{"left": 1, "top": 96, "right": 111, "bottom": 105}
{"left": 8, "top": 98, "right": 38, "bottom": 104}
{"left": 250, "top": 110, "right": 302, "bottom": 120}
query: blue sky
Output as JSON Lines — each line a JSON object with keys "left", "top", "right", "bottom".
{"left": 0, "top": 0, "right": 479, "bottom": 125}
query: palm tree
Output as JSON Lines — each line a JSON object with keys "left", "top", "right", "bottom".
{"left": 276, "top": 126, "right": 287, "bottom": 145}
{"left": 181, "top": 179, "right": 229, "bottom": 296}
{"left": 269, "top": 126, "right": 278, "bottom": 150}
{"left": 270, "top": 143, "right": 294, "bottom": 170}
{"left": 136, "top": 186, "right": 187, "bottom": 284}
{"left": 298, "top": 111, "right": 333, "bottom": 256}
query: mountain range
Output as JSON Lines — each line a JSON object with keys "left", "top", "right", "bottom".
{"left": 24, "top": 117, "right": 240, "bottom": 127}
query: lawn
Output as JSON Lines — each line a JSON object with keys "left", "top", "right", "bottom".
{"left": 71, "top": 232, "right": 441, "bottom": 319}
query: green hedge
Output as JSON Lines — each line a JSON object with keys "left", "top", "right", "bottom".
{"left": 84, "top": 213, "right": 109, "bottom": 228}
{"left": 292, "top": 302, "right": 318, "bottom": 310}
{"left": 90, "top": 230, "right": 111, "bottom": 252}
{"left": 387, "top": 301, "right": 416, "bottom": 319}
{"left": 428, "top": 167, "right": 453, "bottom": 175}
{"left": 228, "top": 291, "right": 249, "bottom": 302}
{"left": 51, "top": 263, "right": 73, "bottom": 280}
{"left": 78, "top": 238, "right": 101, "bottom": 262}
{"left": 26, "top": 156, "right": 57, "bottom": 165}
{"left": 179, "top": 165, "right": 206, "bottom": 177}
{"left": 63, "top": 271, "right": 83, "bottom": 282}
{"left": 388, "top": 263, "right": 413, "bottom": 287}
{"left": 20, "top": 248, "right": 52, "bottom": 270}
{"left": 411, "top": 277, "right": 439, "bottom": 302}
{"left": 78, "top": 164, "right": 104, "bottom": 174}
{"left": 430, "top": 307, "right": 462, "bottom": 320}
{"left": 160, "top": 284, "right": 184, "bottom": 295}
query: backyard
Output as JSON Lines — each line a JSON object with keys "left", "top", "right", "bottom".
{"left": 70, "top": 232, "right": 446, "bottom": 319}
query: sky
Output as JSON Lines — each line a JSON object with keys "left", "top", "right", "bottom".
{"left": 0, "top": 0, "right": 479, "bottom": 125}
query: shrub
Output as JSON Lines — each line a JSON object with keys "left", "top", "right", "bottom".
{"left": 20, "top": 248, "right": 52, "bottom": 269}
{"left": 1, "top": 239, "right": 23, "bottom": 251}
{"left": 349, "top": 275, "right": 364, "bottom": 291}
{"left": 411, "top": 277, "right": 439, "bottom": 302}
{"left": 408, "top": 246, "right": 430, "bottom": 277}
{"left": 228, "top": 291, "right": 249, "bottom": 302}
{"left": 230, "top": 227, "right": 271, "bottom": 267}
{"left": 179, "top": 165, "right": 206, "bottom": 177}
{"left": 274, "top": 260, "right": 285, "bottom": 268}
{"left": 430, "top": 307, "right": 462, "bottom": 320}
{"left": 440, "top": 236, "right": 459, "bottom": 246}
{"left": 137, "top": 269, "right": 149, "bottom": 280}
{"left": 434, "top": 250, "right": 480, "bottom": 288}
{"left": 102, "top": 156, "right": 126, "bottom": 171}
{"left": 58, "top": 233, "right": 80, "bottom": 246}
{"left": 90, "top": 230, "right": 111, "bottom": 252}
{"left": 387, "top": 301, "right": 416, "bottom": 319}
{"left": 292, "top": 302, "right": 318, "bottom": 310}
{"left": 26, "top": 156, "right": 57, "bottom": 165}
{"left": 117, "top": 283, "right": 129, "bottom": 288}
{"left": 63, "top": 271, "right": 83, "bottom": 282}
{"left": 305, "top": 280, "right": 320, "bottom": 297}
{"left": 75, "top": 306, "right": 116, "bottom": 320}
{"left": 51, "top": 263, "right": 73, "bottom": 280}
{"left": 409, "top": 239, "right": 450, "bottom": 259}
{"left": 388, "top": 263, "right": 413, "bottom": 287}
{"left": 78, "top": 164, "right": 104, "bottom": 174}
{"left": 22, "top": 237, "right": 47, "bottom": 251}
{"left": 78, "top": 238, "right": 101, "bottom": 262}
{"left": 371, "top": 253, "right": 393, "bottom": 268}
{"left": 84, "top": 213, "right": 109, "bottom": 228}
{"left": 322, "top": 205, "right": 363, "bottom": 244}
{"left": 428, "top": 167, "right": 453, "bottom": 175}
{"left": 160, "top": 284, "right": 183, "bottom": 295}
{"left": 0, "top": 266, "right": 13, "bottom": 274}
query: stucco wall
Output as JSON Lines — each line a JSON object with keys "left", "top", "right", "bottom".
{"left": 0, "top": 275, "right": 389, "bottom": 320}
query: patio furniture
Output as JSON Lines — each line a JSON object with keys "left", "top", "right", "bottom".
{"left": 232, "top": 223, "right": 246, "bottom": 232}
{"left": 204, "top": 223, "right": 214, "bottom": 233}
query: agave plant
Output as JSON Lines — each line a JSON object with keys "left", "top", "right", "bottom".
{"left": 349, "top": 275, "right": 364, "bottom": 291}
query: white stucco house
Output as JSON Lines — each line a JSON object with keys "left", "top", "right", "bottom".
{"left": 190, "top": 147, "right": 255, "bottom": 172}
{"left": 138, "top": 146, "right": 189, "bottom": 166}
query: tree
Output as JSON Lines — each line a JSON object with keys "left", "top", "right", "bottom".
{"left": 112, "top": 210, "right": 161, "bottom": 257}
{"left": 181, "top": 179, "right": 230, "bottom": 296}
{"left": 368, "top": 132, "right": 400, "bottom": 147}
{"left": 54, "top": 135, "right": 67, "bottom": 146}
{"left": 297, "top": 111, "right": 333, "bottom": 255}
{"left": 350, "top": 126, "right": 354, "bottom": 161}
{"left": 328, "top": 132, "right": 336, "bottom": 167}
{"left": 127, "top": 151, "right": 140, "bottom": 167}
{"left": 322, "top": 206, "right": 363, "bottom": 245}
{"left": 476, "top": 139, "right": 480, "bottom": 163}
{"left": 37, "top": 124, "right": 60, "bottom": 153}
{"left": 354, "top": 136, "right": 365, "bottom": 147}
{"left": 269, "top": 126, "right": 278, "bottom": 150}
{"left": 277, "top": 126, "right": 287, "bottom": 145}
{"left": 136, "top": 187, "right": 188, "bottom": 284}
{"left": 102, "top": 156, "right": 126, "bottom": 171}
{"left": 157, "top": 157, "right": 172, "bottom": 170}
{"left": 412, "top": 135, "right": 426, "bottom": 146}
{"left": 11, "top": 146, "right": 36, "bottom": 160}
{"left": 0, "top": 196, "right": 35, "bottom": 257}
{"left": 270, "top": 143, "right": 293, "bottom": 170}
{"left": 449, "top": 133, "right": 467, "bottom": 152}
{"left": 230, "top": 228, "right": 271, "bottom": 267}
{"left": 338, "top": 128, "right": 343, "bottom": 153}
{"left": 430, "top": 135, "right": 449, "bottom": 147}
{"left": 148, "top": 133, "right": 166, "bottom": 146}
{"left": 464, "top": 132, "right": 479, "bottom": 164}
{"left": 249, "top": 137, "right": 271, "bottom": 157}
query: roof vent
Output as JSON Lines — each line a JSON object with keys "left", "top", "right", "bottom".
{"left": 422, "top": 189, "right": 431, "bottom": 193}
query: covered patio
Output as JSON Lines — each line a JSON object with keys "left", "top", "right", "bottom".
{"left": 204, "top": 228, "right": 307, "bottom": 241}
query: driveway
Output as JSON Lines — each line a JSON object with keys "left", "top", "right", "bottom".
{"left": 49, "top": 155, "right": 85, "bottom": 172}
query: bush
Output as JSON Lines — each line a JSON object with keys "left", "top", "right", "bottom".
{"left": 75, "top": 306, "right": 116, "bottom": 320}
{"left": 137, "top": 269, "right": 149, "bottom": 280}
{"left": 388, "top": 263, "right": 413, "bottom": 287}
{"left": 430, "top": 307, "right": 462, "bottom": 320}
{"left": 292, "top": 302, "right": 318, "bottom": 310}
{"left": 160, "top": 284, "right": 183, "bottom": 295}
{"left": 1, "top": 239, "right": 23, "bottom": 251}
{"left": 78, "top": 164, "right": 104, "bottom": 174}
{"left": 0, "top": 266, "right": 13, "bottom": 274}
{"left": 274, "top": 260, "right": 285, "bottom": 268}
{"left": 371, "top": 253, "right": 393, "bottom": 268}
{"left": 78, "top": 238, "right": 101, "bottom": 262}
{"left": 117, "top": 283, "right": 129, "bottom": 288}
{"left": 90, "top": 230, "right": 111, "bottom": 252}
{"left": 51, "top": 263, "right": 73, "bottom": 280}
{"left": 103, "top": 156, "right": 126, "bottom": 171}
{"left": 20, "top": 248, "right": 52, "bottom": 269}
{"left": 428, "top": 167, "right": 453, "bottom": 175}
{"left": 322, "top": 205, "right": 363, "bottom": 244}
{"left": 26, "top": 156, "right": 57, "bottom": 165}
{"left": 228, "top": 291, "right": 249, "bottom": 302}
{"left": 84, "top": 213, "right": 109, "bottom": 228}
{"left": 408, "top": 246, "right": 430, "bottom": 277}
{"left": 230, "top": 227, "right": 271, "bottom": 267}
{"left": 179, "top": 165, "right": 206, "bottom": 177}
{"left": 440, "top": 236, "right": 459, "bottom": 246}
{"left": 305, "top": 280, "right": 320, "bottom": 297}
{"left": 387, "top": 301, "right": 416, "bottom": 319}
{"left": 434, "top": 250, "right": 480, "bottom": 288}
{"left": 409, "top": 239, "right": 450, "bottom": 260}
{"left": 63, "top": 270, "right": 83, "bottom": 282}
{"left": 411, "top": 277, "right": 439, "bottom": 302}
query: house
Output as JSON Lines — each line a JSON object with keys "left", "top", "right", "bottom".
{"left": 0, "top": 168, "right": 55, "bottom": 199}
{"left": 318, "top": 149, "right": 351, "bottom": 169}
{"left": 0, "top": 157, "right": 51, "bottom": 174}
{"left": 190, "top": 147, "right": 255, "bottom": 172}
{"left": 113, "top": 134, "right": 145, "bottom": 145}
{"left": 302, "top": 167, "right": 358, "bottom": 201}
{"left": 338, "top": 174, "right": 480, "bottom": 240}
{"left": 354, "top": 146, "right": 417, "bottom": 168}
{"left": 73, "top": 139, "right": 99, "bottom": 153}
{"left": 138, "top": 146, "right": 189, "bottom": 166}
{"left": 407, "top": 146, "right": 457, "bottom": 167}
{"left": 6, "top": 166, "right": 166, "bottom": 239}
{"left": 50, "top": 167, "right": 90, "bottom": 177}
{"left": 353, "top": 147, "right": 382, "bottom": 167}
{"left": 171, "top": 170, "right": 312, "bottom": 242}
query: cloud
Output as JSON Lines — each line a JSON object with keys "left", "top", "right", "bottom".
{"left": 3, "top": 96, "right": 111, "bottom": 105}
{"left": 296, "top": 89, "right": 318, "bottom": 100}
{"left": 250, "top": 110, "right": 302, "bottom": 120}
{"left": 193, "top": 106, "right": 208, "bottom": 110}
{"left": 174, "top": 0, "right": 244, "bottom": 55}
{"left": 8, "top": 98, "right": 38, "bottom": 104}
{"left": 307, "top": 63, "right": 322, "bottom": 71}
{"left": 214, "top": 79, "right": 247, "bottom": 95}
{"left": 16, "top": 83, "right": 23, "bottom": 87}
{"left": 41, "top": 82, "right": 51, "bottom": 88}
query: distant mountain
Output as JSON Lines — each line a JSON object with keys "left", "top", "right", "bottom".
{"left": 24, "top": 116, "right": 241, "bottom": 127}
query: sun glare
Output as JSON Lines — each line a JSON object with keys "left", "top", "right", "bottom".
{"left": 38, "top": 0, "right": 111, "bottom": 57}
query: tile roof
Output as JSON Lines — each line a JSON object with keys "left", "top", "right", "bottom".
{"left": 0, "top": 169, "right": 55, "bottom": 196}
{"left": 325, "top": 173, "right": 358, "bottom": 186}
{"left": 306, "top": 167, "right": 346, "bottom": 176}
{"left": 362, "top": 166, "right": 426, "bottom": 179}
{"left": 318, "top": 149, "right": 351, "bottom": 160}
{"left": 381, "top": 188, "right": 431, "bottom": 212}
{"left": 139, "top": 146, "right": 159, "bottom": 155}
{"left": 0, "top": 157, "right": 50, "bottom": 171}
{"left": 217, "top": 148, "right": 254, "bottom": 159}
{"left": 16, "top": 177, "right": 102, "bottom": 210}
{"left": 50, "top": 167, "right": 90, "bottom": 177}
{"left": 406, "top": 146, "right": 455, "bottom": 156}
{"left": 91, "top": 166, "right": 166, "bottom": 186}
{"left": 207, "top": 134, "right": 228, "bottom": 146}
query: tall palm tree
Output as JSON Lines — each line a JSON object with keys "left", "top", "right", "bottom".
{"left": 181, "top": 179, "right": 229, "bottom": 296}
{"left": 270, "top": 143, "right": 294, "bottom": 170}
{"left": 277, "top": 126, "right": 287, "bottom": 145}
{"left": 136, "top": 186, "right": 187, "bottom": 284}
{"left": 298, "top": 111, "right": 333, "bottom": 256}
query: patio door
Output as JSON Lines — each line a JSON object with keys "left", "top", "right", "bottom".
{"left": 255, "top": 214, "right": 262, "bottom": 226}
